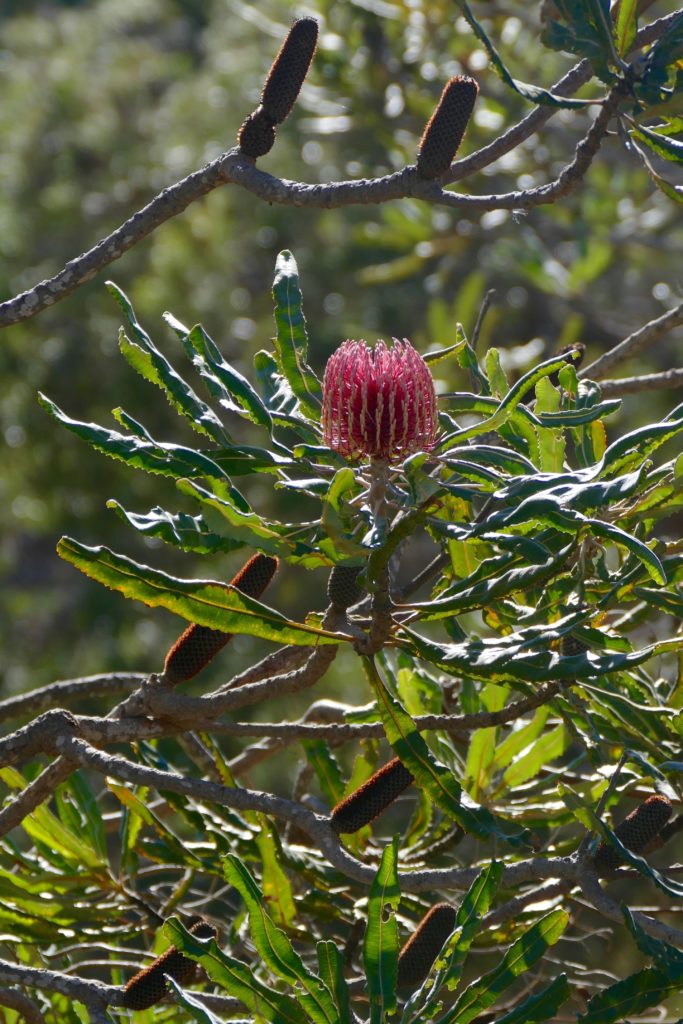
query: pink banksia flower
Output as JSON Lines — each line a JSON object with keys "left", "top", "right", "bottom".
{"left": 322, "top": 339, "right": 438, "bottom": 462}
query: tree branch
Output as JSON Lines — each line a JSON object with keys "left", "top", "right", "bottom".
{"left": 0, "top": 988, "right": 46, "bottom": 1024}
{"left": 0, "top": 672, "right": 146, "bottom": 726}
{"left": 580, "top": 301, "right": 683, "bottom": 381}
{"left": 595, "top": 367, "right": 683, "bottom": 396}
{"left": 1, "top": 11, "right": 675, "bottom": 332}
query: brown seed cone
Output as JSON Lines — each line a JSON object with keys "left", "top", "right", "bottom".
{"left": 122, "top": 921, "right": 217, "bottom": 1010}
{"left": 163, "top": 553, "right": 278, "bottom": 684}
{"left": 327, "top": 564, "right": 364, "bottom": 610}
{"left": 330, "top": 757, "right": 414, "bottom": 835}
{"left": 549, "top": 342, "right": 586, "bottom": 387}
{"left": 561, "top": 634, "right": 588, "bottom": 656}
{"left": 237, "top": 107, "right": 277, "bottom": 158}
{"left": 261, "top": 17, "right": 319, "bottom": 125}
{"left": 593, "top": 794, "right": 673, "bottom": 873}
{"left": 417, "top": 76, "right": 479, "bottom": 180}
{"left": 397, "top": 903, "right": 457, "bottom": 989}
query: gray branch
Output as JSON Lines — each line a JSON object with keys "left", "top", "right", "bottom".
{"left": 1, "top": 11, "right": 676, "bottom": 332}
{"left": 596, "top": 367, "right": 683, "bottom": 396}
{"left": 580, "top": 301, "right": 683, "bottom": 381}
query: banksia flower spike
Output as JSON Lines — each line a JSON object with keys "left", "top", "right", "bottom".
{"left": 322, "top": 339, "right": 438, "bottom": 463}
{"left": 163, "top": 553, "right": 278, "bottom": 684}
{"left": 330, "top": 756, "right": 414, "bottom": 834}
{"left": 397, "top": 903, "right": 457, "bottom": 989}
{"left": 327, "top": 564, "right": 364, "bottom": 611}
{"left": 122, "top": 921, "right": 217, "bottom": 1011}
{"left": 593, "top": 794, "right": 672, "bottom": 873}
{"left": 237, "top": 18, "right": 318, "bottom": 158}
{"left": 261, "top": 17, "right": 319, "bottom": 125}
{"left": 417, "top": 76, "right": 479, "bottom": 180}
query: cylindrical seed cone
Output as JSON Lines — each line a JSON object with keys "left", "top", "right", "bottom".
{"left": 397, "top": 903, "right": 457, "bottom": 989}
{"left": 237, "top": 107, "right": 276, "bottom": 158}
{"left": 163, "top": 553, "right": 278, "bottom": 684}
{"left": 327, "top": 564, "right": 364, "bottom": 610}
{"left": 261, "top": 17, "right": 319, "bottom": 125}
{"left": 593, "top": 794, "right": 672, "bottom": 873}
{"left": 330, "top": 756, "right": 414, "bottom": 834}
{"left": 417, "top": 76, "right": 478, "bottom": 180}
{"left": 122, "top": 921, "right": 217, "bottom": 1010}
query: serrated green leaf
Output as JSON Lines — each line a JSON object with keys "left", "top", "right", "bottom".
{"left": 502, "top": 725, "right": 569, "bottom": 789}
{"left": 272, "top": 251, "right": 322, "bottom": 418}
{"left": 39, "top": 393, "right": 229, "bottom": 481}
{"left": 107, "top": 501, "right": 245, "bottom": 554}
{"left": 364, "top": 836, "right": 400, "bottom": 1024}
{"left": 616, "top": 0, "right": 638, "bottom": 55}
{"left": 631, "top": 120, "right": 683, "bottom": 163}
{"left": 166, "top": 977, "right": 225, "bottom": 1023}
{"left": 57, "top": 537, "right": 343, "bottom": 646}
{"left": 456, "top": 0, "right": 603, "bottom": 104}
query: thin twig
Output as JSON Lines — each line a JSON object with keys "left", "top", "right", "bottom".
{"left": 0, "top": 988, "right": 46, "bottom": 1024}
{"left": 0, "top": 756, "right": 75, "bottom": 839}
{"left": 0, "top": 672, "right": 146, "bottom": 726}
{"left": 580, "top": 301, "right": 683, "bottom": 381}
{"left": 597, "top": 367, "right": 683, "bottom": 396}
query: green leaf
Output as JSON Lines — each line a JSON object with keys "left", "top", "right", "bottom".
{"left": 272, "top": 250, "right": 322, "bottom": 418}
{"left": 631, "top": 120, "right": 683, "bottom": 163}
{"left": 107, "top": 281, "right": 229, "bottom": 444}
{"left": 586, "top": 518, "right": 666, "bottom": 585}
{"left": 502, "top": 725, "right": 569, "bottom": 789}
{"left": 616, "top": 0, "right": 638, "bottom": 56}
{"left": 57, "top": 537, "right": 343, "bottom": 646}
{"left": 493, "top": 974, "right": 571, "bottom": 1024}
{"left": 256, "top": 816, "right": 297, "bottom": 927}
{"left": 456, "top": 0, "right": 604, "bottom": 104}
{"left": 623, "top": 906, "right": 683, "bottom": 971}
{"left": 303, "top": 741, "right": 346, "bottom": 807}
{"left": 578, "top": 965, "right": 683, "bottom": 1023}
{"left": 464, "top": 684, "right": 509, "bottom": 799}
{"left": 39, "top": 393, "right": 229, "bottom": 481}
{"left": 107, "top": 501, "right": 246, "bottom": 554}
{"left": 182, "top": 321, "right": 273, "bottom": 431}
{"left": 224, "top": 855, "right": 339, "bottom": 1024}
{"left": 165, "top": 977, "right": 225, "bottom": 1023}
{"left": 364, "top": 836, "right": 400, "bottom": 1024}
{"left": 438, "top": 908, "right": 569, "bottom": 1024}
{"left": 165, "top": 918, "right": 306, "bottom": 1024}
{"left": 533, "top": 378, "right": 566, "bottom": 473}
{"left": 363, "top": 659, "right": 528, "bottom": 844}
{"left": 317, "top": 941, "right": 351, "bottom": 1024}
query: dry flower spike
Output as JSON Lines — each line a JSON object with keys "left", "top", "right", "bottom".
{"left": 593, "top": 794, "right": 673, "bottom": 873}
{"left": 417, "top": 75, "right": 479, "bottom": 180}
{"left": 163, "top": 553, "right": 278, "bottom": 684}
{"left": 237, "top": 17, "right": 318, "bottom": 158}
{"left": 330, "top": 756, "right": 414, "bottom": 834}
{"left": 397, "top": 903, "right": 457, "bottom": 989}
{"left": 327, "top": 564, "right": 364, "bottom": 610}
{"left": 122, "top": 920, "right": 217, "bottom": 1010}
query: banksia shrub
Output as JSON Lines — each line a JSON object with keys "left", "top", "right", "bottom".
{"left": 122, "top": 921, "right": 217, "bottom": 1010}
{"left": 163, "top": 553, "right": 278, "bottom": 684}
{"left": 397, "top": 903, "right": 457, "bottom": 989}
{"left": 327, "top": 564, "right": 364, "bottom": 610}
{"left": 261, "top": 17, "right": 319, "bottom": 125}
{"left": 417, "top": 76, "right": 478, "bottom": 180}
{"left": 562, "top": 634, "right": 588, "bottom": 656}
{"left": 238, "top": 108, "right": 276, "bottom": 158}
{"left": 593, "top": 794, "right": 673, "bottom": 873}
{"left": 322, "top": 339, "right": 438, "bottom": 462}
{"left": 330, "top": 756, "right": 414, "bottom": 834}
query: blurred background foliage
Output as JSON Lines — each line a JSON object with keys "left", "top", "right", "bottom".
{"left": 0, "top": 0, "right": 680, "bottom": 703}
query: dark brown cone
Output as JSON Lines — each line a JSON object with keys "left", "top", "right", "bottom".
{"left": 561, "top": 634, "right": 588, "bottom": 656}
{"left": 237, "top": 107, "right": 277, "bottom": 158}
{"left": 261, "top": 17, "right": 319, "bottom": 125}
{"left": 397, "top": 903, "right": 457, "bottom": 989}
{"left": 122, "top": 921, "right": 217, "bottom": 1010}
{"left": 417, "top": 76, "right": 478, "bottom": 180}
{"left": 330, "top": 757, "right": 414, "bottom": 834}
{"left": 163, "top": 553, "right": 278, "bottom": 684}
{"left": 593, "top": 794, "right": 673, "bottom": 873}
{"left": 549, "top": 342, "right": 586, "bottom": 387}
{"left": 327, "top": 564, "right": 364, "bottom": 610}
